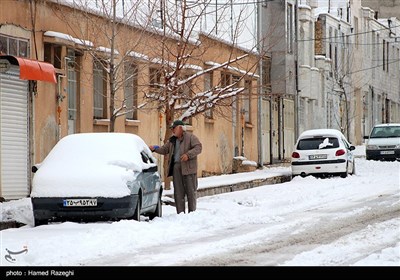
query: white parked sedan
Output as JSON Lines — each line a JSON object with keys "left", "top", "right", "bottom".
{"left": 291, "top": 129, "right": 356, "bottom": 178}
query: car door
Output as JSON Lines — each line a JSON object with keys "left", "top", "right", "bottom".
{"left": 341, "top": 137, "right": 354, "bottom": 172}
{"left": 139, "top": 151, "right": 161, "bottom": 210}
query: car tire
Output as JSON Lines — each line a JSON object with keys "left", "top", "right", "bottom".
{"left": 34, "top": 218, "right": 47, "bottom": 227}
{"left": 133, "top": 198, "right": 141, "bottom": 221}
{"left": 351, "top": 161, "right": 356, "bottom": 175}
{"left": 340, "top": 168, "right": 348, "bottom": 178}
{"left": 149, "top": 195, "right": 162, "bottom": 220}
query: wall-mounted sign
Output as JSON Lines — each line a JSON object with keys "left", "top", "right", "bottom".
{"left": 0, "top": 59, "right": 11, "bottom": 73}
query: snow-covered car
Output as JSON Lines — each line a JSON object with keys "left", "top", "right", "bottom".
{"left": 364, "top": 123, "right": 400, "bottom": 161}
{"left": 30, "top": 133, "right": 162, "bottom": 226}
{"left": 291, "top": 129, "right": 356, "bottom": 178}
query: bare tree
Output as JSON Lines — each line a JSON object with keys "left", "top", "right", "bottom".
{"left": 139, "top": 0, "right": 261, "bottom": 186}
{"left": 329, "top": 36, "right": 356, "bottom": 141}
{"left": 51, "top": 0, "right": 266, "bottom": 186}
{"left": 52, "top": 0, "right": 160, "bottom": 132}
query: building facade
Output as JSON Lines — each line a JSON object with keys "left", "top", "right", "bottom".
{"left": 0, "top": 0, "right": 262, "bottom": 199}
{"left": 259, "top": 0, "right": 298, "bottom": 164}
{"left": 361, "top": 0, "right": 400, "bottom": 19}
{"left": 296, "top": 0, "right": 400, "bottom": 144}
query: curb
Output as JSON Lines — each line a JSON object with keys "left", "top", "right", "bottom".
{"left": 163, "top": 174, "right": 292, "bottom": 205}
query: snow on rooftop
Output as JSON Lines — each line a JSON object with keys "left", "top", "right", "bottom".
{"left": 44, "top": 31, "right": 93, "bottom": 47}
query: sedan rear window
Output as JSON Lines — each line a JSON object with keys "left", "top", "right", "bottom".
{"left": 297, "top": 137, "right": 339, "bottom": 150}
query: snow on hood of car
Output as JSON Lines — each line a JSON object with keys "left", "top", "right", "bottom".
{"left": 30, "top": 133, "right": 157, "bottom": 198}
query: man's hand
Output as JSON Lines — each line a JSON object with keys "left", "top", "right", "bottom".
{"left": 180, "top": 153, "right": 189, "bottom": 161}
{"left": 149, "top": 145, "right": 159, "bottom": 152}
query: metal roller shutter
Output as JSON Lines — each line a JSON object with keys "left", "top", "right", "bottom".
{"left": 0, "top": 65, "right": 29, "bottom": 199}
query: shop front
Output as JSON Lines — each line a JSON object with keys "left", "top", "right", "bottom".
{"left": 0, "top": 55, "right": 56, "bottom": 199}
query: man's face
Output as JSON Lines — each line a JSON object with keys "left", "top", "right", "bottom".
{"left": 172, "top": 126, "right": 183, "bottom": 137}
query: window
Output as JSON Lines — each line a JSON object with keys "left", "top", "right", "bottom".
{"left": 297, "top": 137, "right": 339, "bottom": 150}
{"left": 386, "top": 41, "right": 389, "bottom": 73}
{"left": 243, "top": 80, "right": 252, "bottom": 123}
{"left": 382, "top": 40, "right": 389, "bottom": 73}
{"left": 383, "top": 40, "right": 386, "bottom": 71}
{"left": 204, "top": 72, "right": 214, "bottom": 119}
{"left": 124, "top": 62, "right": 138, "bottom": 120}
{"left": 44, "top": 43, "right": 62, "bottom": 69}
{"left": 262, "top": 59, "right": 271, "bottom": 93}
{"left": 93, "top": 59, "right": 107, "bottom": 119}
{"left": 299, "top": 97, "right": 305, "bottom": 126}
{"left": 221, "top": 72, "right": 231, "bottom": 87}
{"left": 0, "top": 35, "right": 29, "bottom": 57}
{"left": 334, "top": 30, "right": 338, "bottom": 74}
{"left": 354, "top": 17, "right": 359, "bottom": 48}
{"left": 328, "top": 27, "right": 333, "bottom": 59}
{"left": 371, "top": 32, "right": 376, "bottom": 78}
{"left": 327, "top": 99, "right": 333, "bottom": 127}
{"left": 180, "top": 74, "right": 193, "bottom": 125}
{"left": 149, "top": 67, "right": 162, "bottom": 92}
{"left": 340, "top": 32, "right": 345, "bottom": 74}
{"left": 19, "top": 40, "right": 28, "bottom": 57}
{"left": 67, "top": 49, "right": 79, "bottom": 134}
{"left": 287, "top": 3, "right": 293, "bottom": 53}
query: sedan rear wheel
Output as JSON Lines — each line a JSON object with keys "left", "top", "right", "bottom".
{"left": 149, "top": 195, "right": 162, "bottom": 220}
{"left": 340, "top": 165, "right": 348, "bottom": 178}
{"left": 34, "top": 218, "right": 47, "bottom": 227}
{"left": 133, "top": 198, "right": 141, "bottom": 221}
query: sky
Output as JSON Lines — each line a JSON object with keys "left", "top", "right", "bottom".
{"left": 1, "top": 145, "right": 399, "bottom": 266}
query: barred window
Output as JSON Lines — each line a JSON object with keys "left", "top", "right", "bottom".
{"left": 93, "top": 59, "right": 107, "bottom": 119}
{"left": 124, "top": 62, "right": 138, "bottom": 120}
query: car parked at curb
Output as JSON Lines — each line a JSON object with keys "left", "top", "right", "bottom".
{"left": 30, "top": 133, "right": 162, "bottom": 226}
{"left": 364, "top": 123, "right": 400, "bottom": 161}
{"left": 291, "top": 129, "right": 356, "bottom": 178}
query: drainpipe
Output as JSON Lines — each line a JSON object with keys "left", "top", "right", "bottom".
{"left": 257, "top": 1, "right": 263, "bottom": 167}
{"left": 56, "top": 57, "right": 70, "bottom": 140}
{"left": 295, "top": 0, "right": 300, "bottom": 139}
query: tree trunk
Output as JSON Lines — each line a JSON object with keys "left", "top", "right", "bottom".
{"left": 162, "top": 107, "right": 174, "bottom": 190}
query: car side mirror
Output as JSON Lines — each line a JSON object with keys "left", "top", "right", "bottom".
{"left": 363, "top": 135, "right": 369, "bottom": 140}
{"left": 349, "top": 145, "right": 356, "bottom": 151}
{"left": 32, "top": 165, "right": 38, "bottom": 173}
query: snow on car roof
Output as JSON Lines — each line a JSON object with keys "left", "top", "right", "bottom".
{"left": 373, "top": 123, "right": 400, "bottom": 127}
{"left": 299, "top": 129, "right": 346, "bottom": 139}
{"left": 31, "top": 133, "right": 157, "bottom": 198}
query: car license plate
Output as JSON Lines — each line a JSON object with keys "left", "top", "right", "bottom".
{"left": 309, "top": 154, "right": 327, "bottom": 160}
{"left": 63, "top": 199, "right": 97, "bottom": 207}
{"left": 380, "top": 151, "right": 395, "bottom": 155}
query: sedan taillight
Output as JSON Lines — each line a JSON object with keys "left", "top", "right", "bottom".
{"left": 335, "top": 149, "right": 346, "bottom": 156}
{"left": 292, "top": 152, "right": 300, "bottom": 158}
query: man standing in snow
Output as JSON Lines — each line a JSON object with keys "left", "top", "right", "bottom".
{"left": 150, "top": 120, "right": 202, "bottom": 214}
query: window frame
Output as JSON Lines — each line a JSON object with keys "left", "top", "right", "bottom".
{"left": 93, "top": 58, "right": 108, "bottom": 120}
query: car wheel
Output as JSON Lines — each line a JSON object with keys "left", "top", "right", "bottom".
{"left": 133, "top": 198, "right": 141, "bottom": 221}
{"left": 149, "top": 195, "right": 162, "bottom": 220}
{"left": 340, "top": 168, "right": 348, "bottom": 178}
{"left": 351, "top": 161, "right": 356, "bottom": 175}
{"left": 34, "top": 218, "right": 47, "bottom": 227}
